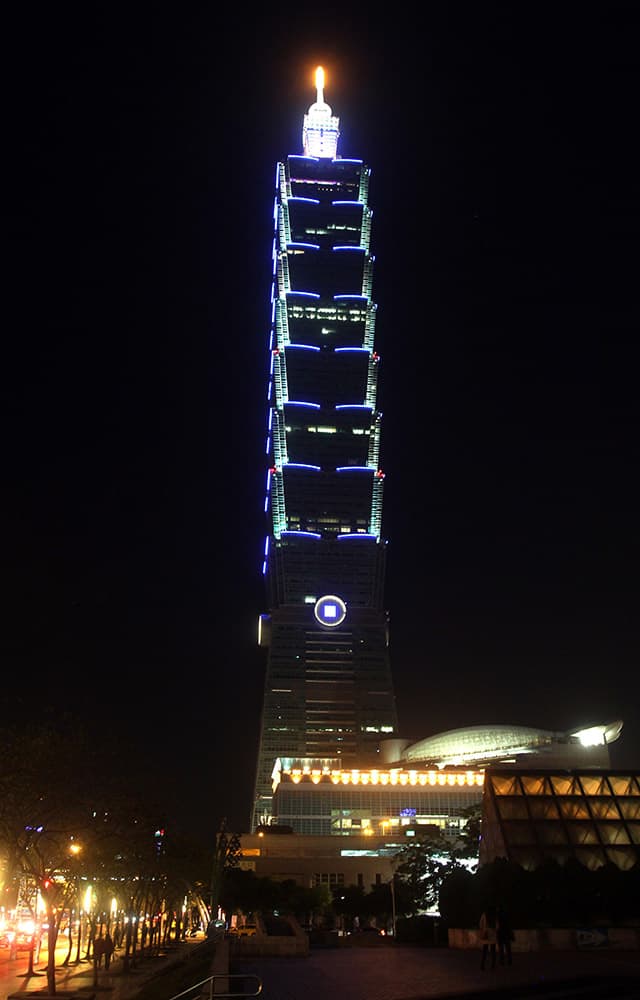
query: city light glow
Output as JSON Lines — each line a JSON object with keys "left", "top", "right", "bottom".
{"left": 277, "top": 760, "right": 484, "bottom": 789}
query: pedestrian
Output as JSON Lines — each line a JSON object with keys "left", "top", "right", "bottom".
{"left": 478, "top": 903, "right": 497, "bottom": 970}
{"left": 496, "top": 903, "right": 513, "bottom": 966}
{"left": 103, "top": 931, "right": 115, "bottom": 970}
{"left": 93, "top": 934, "right": 105, "bottom": 969}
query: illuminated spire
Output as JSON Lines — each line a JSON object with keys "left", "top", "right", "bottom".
{"left": 302, "top": 65, "right": 340, "bottom": 159}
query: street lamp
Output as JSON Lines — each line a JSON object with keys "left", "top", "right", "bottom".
{"left": 389, "top": 876, "right": 397, "bottom": 938}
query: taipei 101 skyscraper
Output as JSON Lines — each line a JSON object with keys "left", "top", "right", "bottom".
{"left": 252, "top": 69, "right": 398, "bottom": 830}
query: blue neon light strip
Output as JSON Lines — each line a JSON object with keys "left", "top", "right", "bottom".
{"left": 332, "top": 201, "right": 363, "bottom": 206}
{"left": 281, "top": 530, "right": 321, "bottom": 539}
{"left": 287, "top": 343, "right": 320, "bottom": 351}
{"left": 288, "top": 242, "right": 320, "bottom": 250}
{"left": 332, "top": 158, "right": 363, "bottom": 165}
{"left": 286, "top": 291, "right": 321, "bottom": 299}
{"left": 264, "top": 537, "right": 270, "bottom": 556}
{"left": 262, "top": 561, "right": 267, "bottom": 575}
{"left": 336, "top": 466, "right": 374, "bottom": 473}
{"left": 285, "top": 401, "right": 320, "bottom": 409}
{"left": 335, "top": 347, "right": 369, "bottom": 353}
{"left": 289, "top": 197, "right": 320, "bottom": 205}
{"left": 335, "top": 404, "right": 372, "bottom": 410}
{"left": 334, "top": 294, "right": 367, "bottom": 301}
{"left": 289, "top": 155, "right": 319, "bottom": 162}
{"left": 337, "top": 533, "right": 377, "bottom": 540}
{"left": 285, "top": 463, "right": 321, "bottom": 471}
{"left": 332, "top": 246, "right": 365, "bottom": 252}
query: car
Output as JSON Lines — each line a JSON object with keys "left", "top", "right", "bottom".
{"left": 0, "top": 929, "right": 37, "bottom": 950}
{"left": 236, "top": 924, "right": 258, "bottom": 937}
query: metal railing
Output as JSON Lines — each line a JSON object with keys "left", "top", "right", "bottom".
{"left": 168, "top": 973, "right": 262, "bottom": 1000}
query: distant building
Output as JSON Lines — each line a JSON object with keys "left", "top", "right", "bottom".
{"left": 379, "top": 721, "right": 623, "bottom": 771}
{"left": 239, "top": 760, "right": 639, "bottom": 892}
{"left": 271, "top": 757, "right": 485, "bottom": 837}
{"left": 238, "top": 829, "right": 399, "bottom": 893}
{"left": 258, "top": 721, "right": 623, "bottom": 839}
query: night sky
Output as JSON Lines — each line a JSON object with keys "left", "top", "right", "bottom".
{"left": 5, "top": 7, "right": 639, "bottom": 842}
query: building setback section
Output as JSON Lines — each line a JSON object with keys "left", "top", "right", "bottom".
{"left": 271, "top": 758, "right": 484, "bottom": 837}
{"left": 252, "top": 72, "right": 398, "bottom": 831}
{"left": 238, "top": 831, "right": 400, "bottom": 894}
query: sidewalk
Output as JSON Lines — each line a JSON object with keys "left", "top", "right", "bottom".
{"left": 5, "top": 940, "right": 204, "bottom": 1000}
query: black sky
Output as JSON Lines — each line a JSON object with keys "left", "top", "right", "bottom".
{"left": 4, "top": 7, "right": 640, "bottom": 841}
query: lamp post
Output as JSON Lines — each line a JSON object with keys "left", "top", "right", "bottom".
{"left": 390, "top": 875, "right": 397, "bottom": 938}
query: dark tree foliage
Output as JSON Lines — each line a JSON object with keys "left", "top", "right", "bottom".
{"left": 456, "top": 804, "right": 483, "bottom": 859}
{"left": 331, "top": 884, "right": 367, "bottom": 927}
{"left": 439, "top": 856, "right": 640, "bottom": 928}
{"left": 220, "top": 868, "right": 328, "bottom": 924}
{"left": 210, "top": 819, "right": 242, "bottom": 916}
{"left": 394, "top": 827, "right": 468, "bottom": 916}
{"left": 438, "top": 867, "right": 476, "bottom": 928}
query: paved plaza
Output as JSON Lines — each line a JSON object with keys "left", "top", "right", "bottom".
{"left": 2, "top": 939, "right": 640, "bottom": 1000}
{"left": 233, "top": 945, "right": 640, "bottom": 1000}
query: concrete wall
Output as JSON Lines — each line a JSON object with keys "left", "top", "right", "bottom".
{"left": 448, "top": 927, "right": 640, "bottom": 951}
{"left": 229, "top": 916, "right": 309, "bottom": 958}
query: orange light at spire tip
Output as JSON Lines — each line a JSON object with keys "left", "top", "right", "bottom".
{"left": 315, "top": 66, "right": 325, "bottom": 102}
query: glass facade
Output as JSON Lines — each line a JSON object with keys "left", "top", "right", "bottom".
{"left": 271, "top": 761, "right": 484, "bottom": 837}
{"left": 481, "top": 769, "right": 640, "bottom": 871}
{"left": 252, "top": 74, "right": 398, "bottom": 830}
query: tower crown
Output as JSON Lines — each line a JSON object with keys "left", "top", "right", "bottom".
{"left": 302, "top": 66, "right": 340, "bottom": 159}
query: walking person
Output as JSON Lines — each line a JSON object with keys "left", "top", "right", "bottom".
{"left": 92, "top": 933, "right": 105, "bottom": 969}
{"left": 92, "top": 933, "right": 105, "bottom": 987}
{"left": 496, "top": 903, "right": 513, "bottom": 966}
{"left": 103, "top": 931, "right": 115, "bottom": 970}
{"left": 478, "top": 903, "right": 497, "bottom": 970}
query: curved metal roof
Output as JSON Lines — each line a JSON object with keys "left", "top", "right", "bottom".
{"left": 400, "top": 721, "right": 623, "bottom": 768}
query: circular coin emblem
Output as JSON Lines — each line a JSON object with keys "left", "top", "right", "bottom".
{"left": 314, "top": 594, "right": 347, "bottom": 628}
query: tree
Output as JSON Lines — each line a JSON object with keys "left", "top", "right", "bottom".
{"left": 0, "top": 718, "right": 207, "bottom": 992}
{"left": 394, "top": 827, "right": 466, "bottom": 916}
{"left": 331, "top": 885, "right": 367, "bottom": 932}
{"left": 276, "top": 880, "right": 331, "bottom": 927}
{"left": 456, "top": 804, "right": 482, "bottom": 859}
{"left": 365, "top": 881, "right": 395, "bottom": 931}
{"left": 210, "top": 819, "right": 241, "bottom": 923}
{"left": 0, "top": 721, "right": 105, "bottom": 994}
